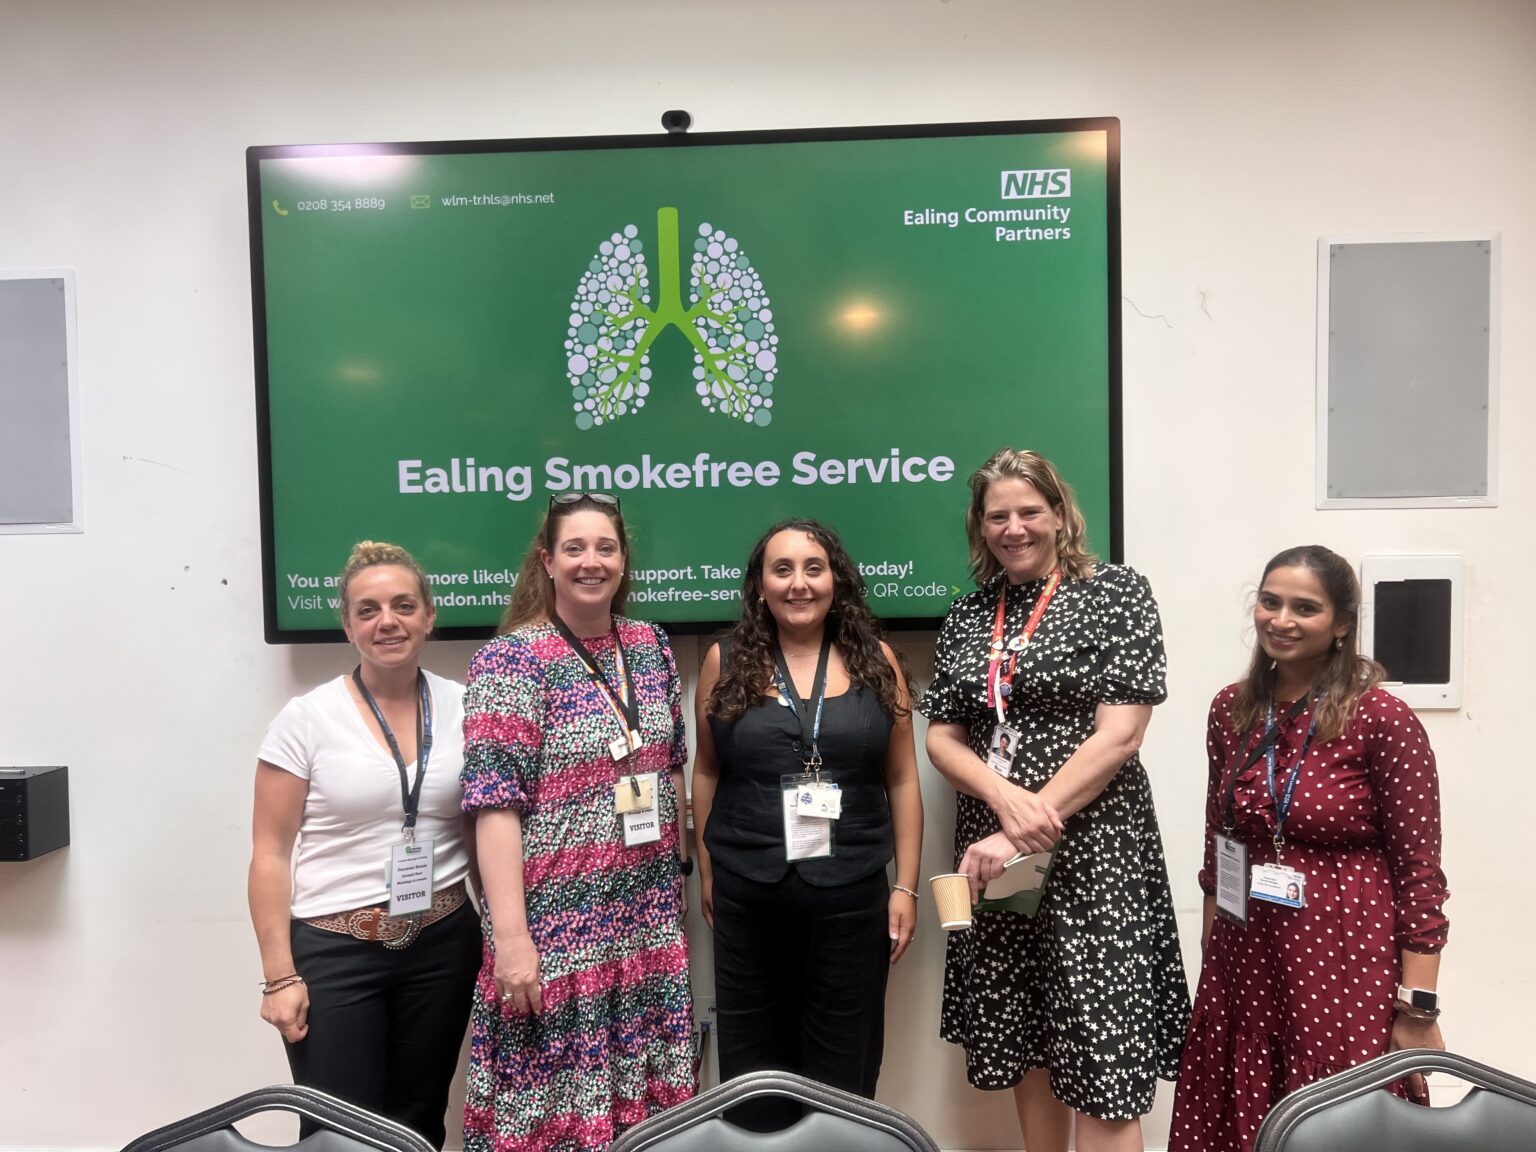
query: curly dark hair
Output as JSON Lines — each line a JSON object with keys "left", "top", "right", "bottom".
{"left": 707, "top": 519, "right": 912, "bottom": 723}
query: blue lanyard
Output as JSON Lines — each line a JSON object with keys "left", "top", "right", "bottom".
{"left": 770, "top": 635, "right": 831, "bottom": 772}
{"left": 1265, "top": 696, "right": 1317, "bottom": 851}
{"left": 353, "top": 667, "right": 434, "bottom": 838}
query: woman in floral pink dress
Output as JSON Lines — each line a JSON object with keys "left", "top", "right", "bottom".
{"left": 461, "top": 494, "right": 694, "bottom": 1152}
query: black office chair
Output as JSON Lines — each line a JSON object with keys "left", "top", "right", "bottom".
{"left": 1254, "top": 1048, "right": 1536, "bottom": 1152}
{"left": 608, "top": 1071, "right": 939, "bottom": 1152}
{"left": 120, "top": 1085, "right": 434, "bottom": 1152}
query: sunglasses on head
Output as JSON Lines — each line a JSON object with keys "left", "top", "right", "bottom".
{"left": 548, "top": 491, "right": 620, "bottom": 510}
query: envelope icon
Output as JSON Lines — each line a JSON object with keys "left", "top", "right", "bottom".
{"left": 410, "top": 195, "right": 430, "bottom": 209}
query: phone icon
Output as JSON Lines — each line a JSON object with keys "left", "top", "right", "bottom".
{"left": 271, "top": 199, "right": 289, "bottom": 217}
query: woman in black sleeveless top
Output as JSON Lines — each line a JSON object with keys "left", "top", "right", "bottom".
{"left": 691, "top": 519, "right": 922, "bottom": 1121}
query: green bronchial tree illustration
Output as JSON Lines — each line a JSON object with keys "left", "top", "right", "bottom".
{"left": 565, "top": 207, "right": 778, "bottom": 429}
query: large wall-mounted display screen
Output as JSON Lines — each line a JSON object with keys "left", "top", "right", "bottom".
{"left": 248, "top": 118, "right": 1121, "bottom": 641}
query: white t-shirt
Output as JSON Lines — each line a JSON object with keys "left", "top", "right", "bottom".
{"left": 259, "top": 671, "right": 471, "bottom": 919}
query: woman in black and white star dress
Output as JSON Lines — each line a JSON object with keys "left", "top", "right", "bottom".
{"left": 920, "top": 448, "right": 1188, "bottom": 1152}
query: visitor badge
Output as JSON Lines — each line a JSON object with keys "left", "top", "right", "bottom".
{"left": 619, "top": 773, "right": 662, "bottom": 846}
{"left": 802, "top": 781, "right": 842, "bottom": 819}
{"left": 1250, "top": 862, "right": 1306, "bottom": 908}
{"left": 609, "top": 729, "right": 643, "bottom": 763}
{"left": 987, "top": 723, "right": 1021, "bottom": 777}
{"left": 1213, "top": 834, "right": 1248, "bottom": 924}
{"left": 614, "top": 774, "right": 655, "bottom": 814}
{"left": 387, "top": 838, "right": 435, "bottom": 916}
{"left": 781, "top": 773, "right": 834, "bottom": 861}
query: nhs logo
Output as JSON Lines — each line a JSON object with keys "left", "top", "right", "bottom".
{"left": 1000, "top": 169, "right": 1071, "bottom": 199}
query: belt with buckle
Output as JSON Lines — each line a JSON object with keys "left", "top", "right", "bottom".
{"left": 302, "top": 884, "right": 467, "bottom": 949}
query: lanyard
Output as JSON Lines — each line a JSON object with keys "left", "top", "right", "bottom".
{"left": 551, "top": 614, "right": 640, "bottom": 741}
{"left": 1221, "top": 695, "right": 1310, "bottom": 835}
{"left": 986, "top": 568, "right": 1061, "bottom": 724}
{"left": 1265, "top": 697, "right": 1318, "bottom": 853}
{"left": 352, "top": 667, "right": 433, "bottom": 839}
{"left": 771, "top": 634, "right": 833, "bottom": 773}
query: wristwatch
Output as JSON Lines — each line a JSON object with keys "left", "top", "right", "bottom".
{"left": 1396, "top": 985, "right": 1440, "bottom": 1018}
{"left": 677, "top": 854, "right": 695, "bottom": 877}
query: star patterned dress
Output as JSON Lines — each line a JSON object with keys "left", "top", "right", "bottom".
{"left": 919, "top": 564, "right": 1189, "bottom": 1120}
{"left": 460, "top": 618, "right": 695, "bottom": 1152}
{"left": 1168, "top": 685, "right": 1449, "bottom": 1152}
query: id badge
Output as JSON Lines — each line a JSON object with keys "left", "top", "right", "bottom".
{"left": 614, "top": 775, "right": 655, "bottom": 814}
{"left": 609, "top": 729, "right": 643, "bottom": 763}
{"left": 1250, "top": 862, "right": 1306, "bottom": 908}
{"left": 780, "top": 772, "right": 834, "bottom": 861}
{"left": 987, "top": 724, "right": 1021, "bottom": 777}
{"left": 803, "top": 781, "right": 842, "bottom": 819}
{"left": 1213, "top": 834, "right": 1248, "bottom": 925}
{"left": 387, "top": 838, "right": 435, "bottom": 916}
{"left": 619, "top": 772, "right": 661, "bottom": 846}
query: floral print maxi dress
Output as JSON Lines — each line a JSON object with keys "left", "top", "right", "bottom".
{"left": 918, "top": 565, "right": 1189, "bottom": 1120}
{"left": 461, "top": 618, "right": 694, "bottom": 1152}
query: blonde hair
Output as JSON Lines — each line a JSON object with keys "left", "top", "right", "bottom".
{"left": 964, "top": 448, "right": 1097, "bottom": 584}
{"left": 337, "top": 540, "right": 434, "bottom": 623}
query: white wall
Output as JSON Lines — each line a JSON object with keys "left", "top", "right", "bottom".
{"left": 2, "top": 1, "right": 1533, "bottom": 1148}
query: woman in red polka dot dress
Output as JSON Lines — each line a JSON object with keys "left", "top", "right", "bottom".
{"left": 1169, "top": 546, "right": 1449, "bottom": 1152}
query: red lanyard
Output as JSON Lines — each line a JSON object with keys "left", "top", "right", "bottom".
{"left": 986, "top": 568, "right": 1061, "bottom": 720}
{"left": 591, "top": 643, "right": 634, "bottom": 733}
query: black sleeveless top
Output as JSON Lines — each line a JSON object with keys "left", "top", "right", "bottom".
{"left": 704, "top": 654, "right": 896, "bottom": 887}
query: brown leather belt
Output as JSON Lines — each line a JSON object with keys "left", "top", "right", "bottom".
{"left": 302, "top": 884, "right": 468, "bottom": 948}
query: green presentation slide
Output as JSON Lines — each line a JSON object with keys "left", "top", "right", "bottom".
{"left": 249, "top": 120, "right": 1120, "bottom": 639}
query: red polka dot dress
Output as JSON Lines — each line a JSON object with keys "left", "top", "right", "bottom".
{"left": 1169, "top": 685, "right": 1448, "bottom": 1152}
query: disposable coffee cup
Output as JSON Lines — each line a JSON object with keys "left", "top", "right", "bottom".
{"left": 930, "top": 873, "right": 974, "bottom": 931}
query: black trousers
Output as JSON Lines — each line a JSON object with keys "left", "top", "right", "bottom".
{"left": 711, "top": 865, "right": 890, "bottom": 1129}
{"left": 285, "top": 899, "right": 481, "bottom": 1149}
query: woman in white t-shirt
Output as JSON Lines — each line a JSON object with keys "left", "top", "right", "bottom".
{"left": 247, "top": 541, "right": 480, "bottom": 1150}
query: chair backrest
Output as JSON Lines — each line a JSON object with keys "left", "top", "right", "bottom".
{"left": 607, "top": 1071, "right": 939, "bottom": 1152}
{"left": 1254, "top": 1048, "right": 1536, "bottom": 1152}
{"left": 120, "top": 1085, "right": 435, "bottom": 1152}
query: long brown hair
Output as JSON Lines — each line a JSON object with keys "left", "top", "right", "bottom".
{"left": 1232, "top": 545, "right": 1384, "bottom": 742}
{"left": 707, "top": 519, "right": 912, "bottom": 723}
{"left": 499, "top": 496, "right": 632, "bottom": 633}
{"left": 964, "top": 448, "right": 1096, "bottom": 584}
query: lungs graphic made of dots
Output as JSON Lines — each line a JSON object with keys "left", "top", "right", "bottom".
{"left": 565, "top": 207, "right": 778, "bottom": 429}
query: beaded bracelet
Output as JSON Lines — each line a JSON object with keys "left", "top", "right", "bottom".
{"left": 893, "top": 885, "right": 920, "bottom": 900}
{"left": 261, "top": 976, "right": 306, "bottom": 996}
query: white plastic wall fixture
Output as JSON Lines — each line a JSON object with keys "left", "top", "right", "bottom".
{"left": 1359, "top": 555, "right": 1464, "bottom": 710}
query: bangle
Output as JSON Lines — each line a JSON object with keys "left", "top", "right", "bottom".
{"left": 893, "top": 885, "right": 919, "bottom": 900}
{"left": 261, "top": 976, "right": 305, "bottom": 996}
{"left": 259, "top": 972, "right": 299, "bottom": 988}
